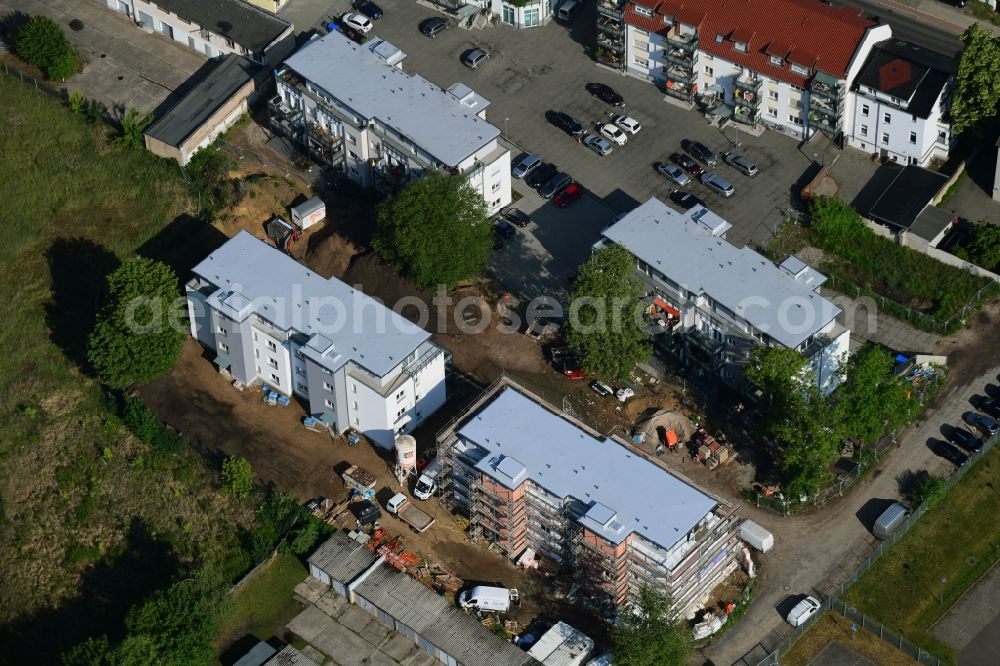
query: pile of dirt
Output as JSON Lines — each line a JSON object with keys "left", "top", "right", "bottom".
{"left": 634, "top": 408, "right": 694, "bottom": 443}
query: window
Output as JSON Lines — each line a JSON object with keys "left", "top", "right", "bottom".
{"left": 297, "top": 382, "right": 308, "bottom": 392}
{"left": 395, "top": 389, "right": 405, "bottom": 401}
{"left": 501, "top": 4, "right": 514, "bottom": 24}
{"left": 524, "top": 7, "right": 540, "bottom": 26}
{"left": 789, "top": 114, "right": 803, "bottom": 125}
{"left": 269, "top": 358, "right": 278, "bottom": 369}
{"left": 321, "top": 367, "right": 332, "bottom": 376}
{"left": 267, "top": 340, "right": 276, "bottom": 351}
{"left": 768, "top": 90, "right": 779, "bottom": 100}
{"left": 704, "top": 66, "right": 714, "bottom": 76}
{"left": 325, "top": 399, "right": 333, "bottom": 408}
{"left": 324, "top": 382, "right": 334, "bottom": 391}
{"left": 767, "top": 107, "right": 777, "bottom": 118}
{"left": 734, "top": 42, "right": 747, "bottom": 53}
{"left": 352, "top": 383, "right": 358, "bottom": 393}
{"left": 769, "top": 54, "right": 783, "bottom": 66}
{"left": 295, "top": 367, "right": 305, "bottom": 376}
{"left": 295, "top": 350, "right": 304, "bottom": 359}
{"left": 346, "top": 134, "right": 356, "bottom": 146}
{"left": 271, "top": 374, "right": 280, "bottom": 384}
{"left": 216, "top": 325, "right": 227, "bottom": 336}
{"left": 491, "top": 181, "right": 501, "bottom": 192}
{"left": 636, "top": 6, "right": 652, "bottom": 17}
{"left": 790, "top": 63, "right": 809, "bottom": 76}
{"left": 225, "top": 38, "right": 234, "bottom": 48}
{"left": 633, "top": 56, "right": 649, "bottom": 68}
{"left": 883, "top": 112, "right": 891, "bottom": 124}
{"left": 219, "top": 342, "right": 229, "bottom": 353}
{"left": 938, "top": 129, "right": 948, "bottom": 142}
{"left": 353, "top": 401, "right": 359, "bottom": 410}
{"left": 909, "top": 131, "right": 917, "bottom": 144}
{"left": 187, "top": 36, "right": 195, "bottom": 49}
{"left": 881, "top": 132, "right": 889, "bottom": 144}
{"left": 254, "top": 349, "right": 260, "bottom": 359}
{"left": 860, "top": 124, "right": 868, "bottom": 137}
{"left": 396, "top": 407, "right": 406, "bottom": 418}
{"left": 861, "top": 104, "right": 869, "bottom": 117}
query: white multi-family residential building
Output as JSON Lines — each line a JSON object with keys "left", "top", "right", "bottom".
{"left": 597, "top": 0, "right": 891, "bottom": 140}
{"left": 845, "top": 39, "right": 957, "bottom": 166}
{"left": 186, "top": 231, "right": 449, "bottom": 449}
{"left": 487, "top": 0, "right": 557, "bottom": 29}
{"left": 100, "top": 0, "right": 295, "bottom": 66}
{"left": 269, "top": 32, "right": 512, "bottom": 214}
{"left": 598, "top": 199, "right": 850, "bottom": 395}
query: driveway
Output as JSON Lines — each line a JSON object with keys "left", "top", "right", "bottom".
{"left": 2, "top": 0, "right": 207, "bottom": 114}
{"left": 354, "top": 1, "right": 816, "bottom": 248}
{"left": 709, "top": 355, "right": 1000, "bottom": 665}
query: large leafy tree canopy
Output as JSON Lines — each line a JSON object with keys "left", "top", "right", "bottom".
{"left": 565, "top": 244, "right": 651, "bottom": 381}
{"left": 950, "top": 23, "right": 1000, "bottom": 135}
{"left": 613, "top": 586, "right": 691, "bottom": 666}
{"left": 374, "top": 174, "right": 492, "bottom": 288}
{"left": 14, "top": 15, "right": 78, "bottom": 81}
{"left": 87, "top": 257, "right": 184, "bottom": 388}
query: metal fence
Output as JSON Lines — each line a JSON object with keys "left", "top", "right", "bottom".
{"left": 747, "top": 430, "right": 999, "bottom": 665}
{"left": 1, "top": 61, "right": 63, "bottom": 100}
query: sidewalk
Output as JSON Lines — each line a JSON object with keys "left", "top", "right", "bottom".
{"left": 882, "top": 0, "right": 999, "bottom": 36}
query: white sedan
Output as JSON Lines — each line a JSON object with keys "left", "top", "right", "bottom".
{"left": 599, "top": 123, "right": 628, "bottom": 146}
{"left": 342, "top": 12, "right": 373, "bottom": 34}
{"left": 613, "top": 115, "right": 642, "bottom": 135}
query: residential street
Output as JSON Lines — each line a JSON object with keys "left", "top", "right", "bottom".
{"left": 705, "top": 299, "right": 1000, "bottom": 665}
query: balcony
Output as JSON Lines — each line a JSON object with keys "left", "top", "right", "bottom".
{"left": 595, "top": 48, "right": 624, "bottom": 70}
{"left": 597, "top": 33, "right": 625, "bottom": 53}
{"left": 663, "top": 47, "right": 696, "bottom": 68}
{"left": 809, "top": 74, "right": 844, "bottom": 102}
{"left": 734, "top": 73, "right": 762, "bottom": 96}
{"left": 683, "top": 329, "right": 724, "bottom": 369}
{"left": 665, "top": 30, "right": 698, "bottom": 52}
{"left": 597, "top": 18, "right": 624, "bottom": 39}
{"left": 809, "top": 110, "right": 839, "bottom": 134}
{"left": 664, "top": 82, "right": 695, "bottom": 102}
{"left": 732, "top": 107, "right": 759, "bottom": 126}
{"left": 664, "top": 64, "right": 694, "bottom": 83}
{"left": 598, "top": 0, "right": 624, "bottom": 18}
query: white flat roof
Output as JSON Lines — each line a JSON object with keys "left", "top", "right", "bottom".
{"left": 602, "top": 198, "right": 840, "bottom": 348}
{"left": 283, "top": 32, "right": 500, "bottom": 168}
{"left": 457, "top": 388, "right": 717, "bottom": 550}
{"left": 192, "top": 231, "right": 430, "bottom": 377}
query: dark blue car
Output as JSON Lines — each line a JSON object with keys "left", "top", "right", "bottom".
{"left": 354, "top": 0, "right": 382, "bottom": 19}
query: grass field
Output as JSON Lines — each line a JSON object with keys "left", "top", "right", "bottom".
{"left": 0, "top": 74, "right": 253, "bottom": 661}
{"left": 842, "top": 445, "right": 1000, "bottom": 662}
{"left": 782, "top": 611, "right": 917, "bottom": 666}
{"left": 214, "top": 553, "right": 307, "bottom": 660}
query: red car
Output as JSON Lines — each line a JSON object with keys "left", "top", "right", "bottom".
{"left": 554, "top": 182, "right": 583, "bottom": 207}
{"left": 670, "top": 152, "right": 704, "bottom": 176}
{"left": 561, "top": 358, "right": 585, "bottom": 380}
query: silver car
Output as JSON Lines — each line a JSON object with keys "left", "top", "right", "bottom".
{"left": 463, "top": 48, "right": 490, "bottom": 69}
{"left": 512, "top": 154, "right": 541, "bottom": 179}
{"left": 723, "top": 151, "right": 759, "bottom": 176}
{"left": 657, "top": 162, "right": 690, "bottom": 186}
{"left": 583, "top": 134, "right": 613, "bottom": 156}
{"left": 700, "top": 172, "right": 735, "bottom": 198}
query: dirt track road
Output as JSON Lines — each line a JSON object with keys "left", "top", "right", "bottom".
{"left": 704, "top": 301, "right": 1000, "bottom": 665}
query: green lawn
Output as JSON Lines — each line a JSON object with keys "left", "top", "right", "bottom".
{"left": 842, "top": 447, "right": 1000, "bottom": 662}
{"left": 783, "top": 611, "right": 917, "bottom": 666}
{"left": 214, "top": 553, "right": 307, "bottom": 658}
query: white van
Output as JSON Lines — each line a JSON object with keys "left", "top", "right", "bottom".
{"left": 557, "top": 0, "right": 580, "bottom": 21}
{"left": 414, "top": 459, "right": 441, "bottom": 500}
{"left": 873, "top": 502, "right": 908, "bottom": 540}
{"left": 458, "top": 586, "right": 516, "bottom": 613}
{"left": 785, "top": 596, "right": 821, "bottom": 627}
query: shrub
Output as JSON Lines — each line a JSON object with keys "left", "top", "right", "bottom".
{"left": 222, "top": 456, "right": 253, "bottom": 500}
{"left": 908, "top": 473, "right": 948, "bottom": 508}
{"left": 115, "top": 108, "right": 153, "bottom": 151}
{"left": 14, "top": 16, "right": 78, "bottom": 81}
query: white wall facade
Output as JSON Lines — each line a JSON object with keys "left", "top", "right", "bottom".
{"left": 845, "top": 90, "right": 952, "bottom": 166}
{"left": 489, "top": 0, "right": 557, "bottom": 29}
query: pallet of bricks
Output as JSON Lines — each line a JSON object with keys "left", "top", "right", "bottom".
{"left": 693, "top": 428, "right": 732, "bottom": 469}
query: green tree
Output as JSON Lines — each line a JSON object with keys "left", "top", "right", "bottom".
{"left": 14, "top": 15, "right": 78, "bottom": 80}
{"left": 955, "top": 222, "right": 1000, "bottom": 270}
{"left": 613, "top": 586, "right": 690, "bottom": 666}
{"left": 564, "top": 244, "right": 651, "bottom": 381}
{"left": 950, "top": 23, "right": 1000, "bottom": 135}
{"left": 744, "top": 347, "right": 810, "bottom": 416}
{"left": 907, "top": 473, "right": 947, "bottom": 508}
{"left": 116, "top": 108, "right": 154, "bottom": 150}
{"left": 184, "top": 145, "right": 242, "bottom": 220}
{"left": 221, "top": 456, "right": 253, "bottom": 500}
{"left": 61, "top": 636, "right": 114, "bottom": 666}
{"left": 835, "top": 345, "right": 918, "bottom": 445}
{"left": 87, "top": 258, "right": 184, "bottom": 388}
{"left": 68, "top": 90, "right": 85, "bottom": 115}
{"left": 373, "top": 174, "right": 492, "bottom": 288}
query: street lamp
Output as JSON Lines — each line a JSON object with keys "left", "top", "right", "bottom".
{"left": 939, "top": 576, "right": 947, "bottom": 604}
{"left": 504, "top": 117, "right": 510, "bottom": 138}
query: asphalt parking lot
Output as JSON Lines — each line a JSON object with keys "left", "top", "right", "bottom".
{"left": 354, "top": 0, "right": 818, "bottom": 251}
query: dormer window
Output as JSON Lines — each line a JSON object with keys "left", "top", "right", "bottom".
{"left": 790, "top": 63, "right": 809, "bottom": 76}
{"left": 734, "top": 42, "right": 748, "bottom": 53}
{"left": 715, "top": 33, "right": 724, "bottom": 43}
{"left": 636, "top": 7, "right": 652, "bottom": 17}
{"left": 769, "top": 54, "right": 783, "bottom": 66}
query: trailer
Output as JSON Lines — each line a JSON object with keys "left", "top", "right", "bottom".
{"left": 386, "top": 492, "right": 436, "bottom": 533}
{"left": 342, "top": 465, "right": 377, "bottom": 497}
{"left": 739, "top": 520, "right": 774, "bottom": 553}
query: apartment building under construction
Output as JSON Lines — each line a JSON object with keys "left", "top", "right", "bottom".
{"left": 436, "top": 380, "right": 741, "bottom": 617}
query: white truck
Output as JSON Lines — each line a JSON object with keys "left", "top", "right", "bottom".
{"left": 739, "top": 520, "right": 774, "bottom": 553}
{"left": 413, "top": 459, "right": 441, "bottom": 500}
{"left": 385, "top": 492, "right": 435, "bottom": 533}
{"left": 458, "top": 586, "right": 519, "bottom": 613}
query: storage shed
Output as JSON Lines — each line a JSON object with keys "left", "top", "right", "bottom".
{"left": 291, "top": 197, "right": 327, "bottom": 230}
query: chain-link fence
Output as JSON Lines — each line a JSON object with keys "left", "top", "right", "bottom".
{"left": 747, "top": 430, "right": 999, "bottom": 665}
{"left": 1, "top": 61, "right": 63, "bottom": 100}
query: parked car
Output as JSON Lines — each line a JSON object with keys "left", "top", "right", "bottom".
{"left": 590, "top": 380, "right": 613, "bottom": 397}
{"left": 656, "top": 162, "right": 690, "bottom": 186}
{"left": 965, "top": 411, "right": 999, "bottom": 437}
{"left": 494, "top": 219, "right": 516, "bottom": 239}
{"left": 354, "top": 0, "right": 383, "bottom": 19}
{"left": 948, "top": 426, "right": 983, "bottom": 452}
{"left": 420, "top": 16, "right": 449, "bottom": 38}
{"left": 463, "top": 48, "right": 490, "bottom": 69}
{"left": 560, "top": 357, "right": 585, "bottom": 380}
{"left": 723, "top": 151, "right": 759, "bottom": 176}
{"left": 976, "top": 396, "right": 1000, "bottom": 419}
{"left": 342, "top": 12, "right": 373, "bottom": 34}
{"left": 613, "top": 115, "right": 641, "bottom": 135}
{"left": 526, "top": 162, "right": 558, "bottom": 189}
{"left": 512, "top": 154, "right": 541, "bottom": 179}
{"left": 786, "top": 597, "right": 821, "bottom": 627}
{"left": 554, "top": 182, "right": 583, "bottom": 207}
{"left": 583, "top": 134, "right": 613, "bottom": 156}
{"left": 549, "top": 111, "right": 584, "bottom": 136}
{"left": 599, "top": 123, "right": 628, "bottom": 146}
{"left": 585, "top": 82, "right": 624, "bottom": 106}
{"left": 683, "top": 140, "right": 718, "bottom": 166}
{"left": 700, "top": 172, "right": 735, "bottom": 198}
{"left": 671, "top": 191, "right": 706, "bottom": 210}
{"left": 932, "top": 439, "right": 969, "bottom": 466}
{"left": 538, "top": 172, "right": 572, "bottom": 199}
{"left": 502, "top": 207, "right": 531, "bottom": 227}
{"left": 670, "top": 152, "right": 704, "bottom": 176}
{"left": 872, "top": 502, "right": 908, "bottom": 540}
